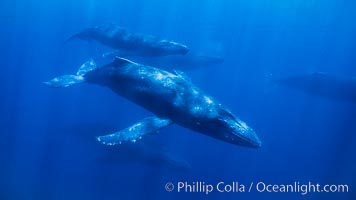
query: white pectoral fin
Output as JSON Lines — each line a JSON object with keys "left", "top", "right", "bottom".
{"left": 96, "top": 116, "right": 172, "bottom": 146}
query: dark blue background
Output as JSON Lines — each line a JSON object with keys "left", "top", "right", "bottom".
{"left": 0, "top": 0, "right": 355, "bottom": 199}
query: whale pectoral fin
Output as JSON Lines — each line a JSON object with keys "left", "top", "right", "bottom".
{"left": 96, "top": 116, "right": 172, "bottom": 146}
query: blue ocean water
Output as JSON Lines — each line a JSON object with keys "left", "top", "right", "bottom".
{"left": 0, "top": 0, "right": 355, "bottom": 199}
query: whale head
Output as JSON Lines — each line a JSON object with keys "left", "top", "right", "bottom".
{"left": 216, "top": 109, "right": 262, "bottom": 148}
{"left": 223, "top": 118, "right": 261, "bottom": 148}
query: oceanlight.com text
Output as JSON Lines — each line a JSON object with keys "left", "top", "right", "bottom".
{"left": 164, "top": 181, "right": 349, "bottom": 195}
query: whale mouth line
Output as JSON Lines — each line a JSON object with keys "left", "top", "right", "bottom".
{"left": 219, "top": 114, "right": 261, "bottom": 148}
{"left": 244, "top": 136, "right": 262, "bottom": 148}
{"left": 233, "top": 132, "right": 262, "bottom": 148}
{"left": 224, "top": 124, "right": 261, "bottom": 148}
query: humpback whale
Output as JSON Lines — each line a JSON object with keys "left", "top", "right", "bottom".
{"left": 68, "top": 24, "right": 189, "bottom": 57}
{"left": 44, "top": 57, "right": 261, "bottom": 148}
{"left": 103, "top": 51, "right": 224, "bottom": 71}
{"left": 274, "top": 72, "right": 356, "bottom": 103}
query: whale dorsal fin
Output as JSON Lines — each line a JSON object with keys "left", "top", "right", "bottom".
{"left": 113, "top": 56, "right": 138, "bottom": 66}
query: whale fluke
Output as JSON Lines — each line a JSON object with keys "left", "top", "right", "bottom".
{"left": 43, "top": 75, "right": 84, "bottom": 88}
{"left": 76, "top": 59, "right": 97, "bottom": 76}
{"left": 43, "top": 59, "right": 97, "bottom": 88}
{"left": 96, "top": 116, "right": 172, "bottom": 145}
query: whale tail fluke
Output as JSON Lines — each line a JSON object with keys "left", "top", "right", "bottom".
{"left": 76, "top": 59, "right": 97, "bottom": 76}
{"left": 43, "top": 59, "right": 97, "bottom": 88}
{"left": 43, "top": 75, "right": 84, "bottom": 88}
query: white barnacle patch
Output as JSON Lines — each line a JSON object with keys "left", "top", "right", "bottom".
{"left": 204, "top": 96, "right": 213, "bottom": 104}
{"left": 191, "top": 88, "right": 199, "bottom": 96}
{"left": 190, "top": 105, "right": 204, "bottom": 115}
{"left": 138, "top": 68, "right": 147, "bottom": 75}
{"left": 163, "top": 78, "right": 175, "bottom": 88}
{"left": 237, "top": 121, "right": 249, "bottom": 132}
{"left": 154, "top": 71, "right": 164, "bottom": 81}
{"left": 137, "top": 68, "right": 148, "bottom": 80}
{"left": 227, "top": 119, "right": 250, "bottom": 136}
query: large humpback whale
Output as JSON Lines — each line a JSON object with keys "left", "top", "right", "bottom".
{"left": 44, "top": 57, "right": 261, "bottom": 148}
{"left": 274, "top": 72, "right": 356, "bottom": 103}
{"left": 69, "top": 24, "right": 189, "bottom": 57}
